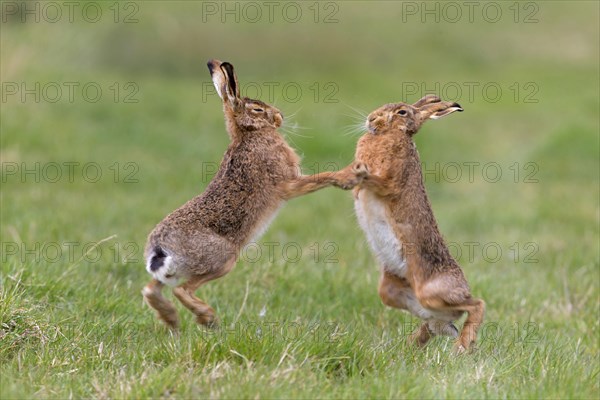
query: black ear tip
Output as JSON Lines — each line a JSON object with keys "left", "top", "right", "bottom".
{"left": 452, "top": 102, "right": 463, "bottom": 111}
{"left": 207, "top": 59, "right": 223, "bottom": 75}
{"left": 220, "top": 62, "right": 236, "bottom": 79}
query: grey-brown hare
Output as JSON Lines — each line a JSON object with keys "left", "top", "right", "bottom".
{"left": 142, "top": 60, "right": 364, "bottom": 330}
{"left": 352, "top": 95, "right": 485, "bottom": 353}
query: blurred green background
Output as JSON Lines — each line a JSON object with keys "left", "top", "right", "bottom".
{"left": 1, "top": 1, "right": 599, "bottom": 399}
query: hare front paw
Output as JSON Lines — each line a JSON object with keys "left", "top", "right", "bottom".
{"left": 336, "top": 180, "right": 357, "bottom": 190}
{"left": 336, "top": 162, "right": 369, "bottom": 190}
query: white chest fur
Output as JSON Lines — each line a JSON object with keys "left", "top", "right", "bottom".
{"left": 355, "top": 190, "right": 407, "bottom": 277}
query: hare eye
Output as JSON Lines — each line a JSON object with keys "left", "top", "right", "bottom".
{"left": 253, "top": 108, "right": 264, "bottom": 113}
{"left": 397, "top": 110, "right": 407, "bottom": 116}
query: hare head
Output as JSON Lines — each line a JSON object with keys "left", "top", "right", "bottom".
{"left": 366, "top": 94, "right": 463, "bottom": 136}
{"left": 208, "top": 59, "right": 283, "bottom": 134}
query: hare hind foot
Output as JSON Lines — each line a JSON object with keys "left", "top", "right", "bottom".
{"left": 142, "top": 280, "right": 179, "bottom": 330}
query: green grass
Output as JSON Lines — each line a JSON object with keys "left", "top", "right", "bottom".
{"left": 1, "top": 1, "right": 599, "bottom": 399}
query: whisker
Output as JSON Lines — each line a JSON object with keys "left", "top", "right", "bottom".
{"left": 285, "top": 130, "right": 313, "bottom": 138}
{"left": 284, "top": 107, "right": 302, "bottom": 121}
{"left": 282, "top": 129, "right": 300, "bottom": 149}
{"left": 339, "top": 103, "right": 368, "bottom": 137}
{"left": 284, "top": 122, "right": 311, "bottom": 132}
{"left": 279, "top": 122, "right": 310, "bottom": 150}
{"left": 341, "top": 122, "right": 365, "bottom": 131}
{"left": 280, "top": 108, "right": 314, "bottom": 139}
{"left": 342, "top": 113, "right": 367, "bottom": 123}
{"left": 281, "top": 124, "right": 313, "bottom": 139}
{"left": 342, "top": 102, "right": 369, "bottom": 119}
{"left": 342, "top": 122, "right": 367, "bottom": 137}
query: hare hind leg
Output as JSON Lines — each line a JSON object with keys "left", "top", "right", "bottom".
{"left": 409, "top": 322, "right": 434, "bottom": 347}
{"left": 173, "top": 256, "right": 237, "bottom": 327}
{"left": 416, "top": 276, "right": 485, "bottom": 353}
{"left": 378, "top": 270, "right": 435, "bottom": 347}
{"left": 142, "top": 279, "right": 179, "bottom": 329}
{"left": 452, "top": 298, "right": 485, "bottom": 353}
{"left": 378, "top": 269, "right": 412, "bottom": 310}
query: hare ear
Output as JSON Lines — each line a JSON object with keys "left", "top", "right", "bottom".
{"left": 412, "top": 94, "right": 441, "bottom": 108}
{"left": 429, "top": 102, "right": 463, "bottom": 120}
{"left": 418, "top": 101, "right": 463, "bottom": 121}
{"left": 220, "top": 62, "right": 241, "bottom": 106}
{"left": 207, "top": 59, "right": 226, "bottom": 100}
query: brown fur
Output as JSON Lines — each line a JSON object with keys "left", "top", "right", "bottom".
{"left": 352, "top": 95, "right": 485, "bottom": 353}
{"left": 142, "top": 60, "right": 364, "bottom": 329}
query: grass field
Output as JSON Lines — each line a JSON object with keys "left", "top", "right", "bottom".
{"left": 1, "top": 1, "right": 599, "bottom": 398}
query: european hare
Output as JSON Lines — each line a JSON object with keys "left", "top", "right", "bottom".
{"left": 142, "top": 60, "right": 364, "bottom": 329}
{"left": 353, "top": 95, "right": 485, "bottom": 353}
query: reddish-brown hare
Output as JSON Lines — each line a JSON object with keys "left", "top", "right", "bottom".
{"left": 142, "top": 60, "right": 365, "bottom": 330}
{"left": 352, "top": 95, "right": 484, "bottom": 353}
